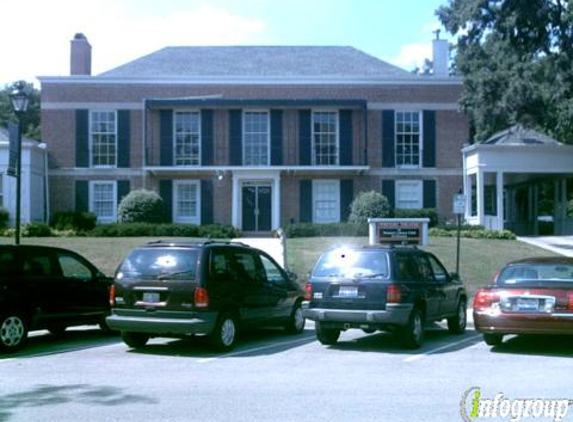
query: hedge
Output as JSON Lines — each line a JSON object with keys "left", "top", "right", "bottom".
{"left": 283, "top": 223, "right": 368, "bottom": 238}
{"left": 429, "top": 227, "right": 516, "bottom": 240}
{"left": 88, "top": 223, "right": 241, "bottom": 238}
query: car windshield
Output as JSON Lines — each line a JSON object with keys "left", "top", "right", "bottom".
{"left": 117, "top": 248, "right": 199, "bottom": 280}
{"left": 497, "top": 263, "right": 573, "bottom": 285}
{"left": 312, "top": 248, "right": 389, "bottom": 279}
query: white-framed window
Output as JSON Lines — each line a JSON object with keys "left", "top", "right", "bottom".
{"left": 313, "top": 180, "right": 340, "bottom": 224}
{"left": 174, "top": 180, "right": 200, "bottom": 224}
{"left": 395, "top": 111, "right": 422, "bottom": 168}
{"left": 396, "top": 180, "right": 423, "bottom": 209}
{"left": 90, "top": 110, "right": 117, "bottom": 167}
{"left": 243, "top": 111, "right": 270, "bottom": 166}
{"left": 312, "top": 111, "right": 339, "bottom": 165}
{"left": 174, "top": 111, "right": 201, "bottom": 166}
{"left": 89, "top": 181, "right": 117, "bottom": 223}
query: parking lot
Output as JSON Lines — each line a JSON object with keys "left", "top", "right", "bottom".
{"left": 1, "top": 321, "right": 572, "bottom": 422}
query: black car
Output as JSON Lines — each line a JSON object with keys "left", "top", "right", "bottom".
{"left": 107, "top": 241, "right": 306, "bottom": 351}
{"left": 303, "top": 245, "right": 467, "bottom": 348}
{"left": 0, "top": 245, "right": 113, "bottom": 353}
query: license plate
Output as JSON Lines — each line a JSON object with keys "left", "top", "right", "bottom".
{"left": 142, "top": 292, "right": 160, "bottom": 303}
{"left": 338, "top": 286, "right": 358, "bottom": 298}
{"left": 516, "top": 297, "right": 538, "bottom": 311}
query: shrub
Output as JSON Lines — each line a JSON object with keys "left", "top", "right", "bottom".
{"left": 22, "top": 222, "right": 52, "bottom": 237}
{"left": 117, "top": 189, "right": 165, "bottom": 224}
{"left": 51, "top": 211, "right": 97, "bottom": 232}
{"left": 0, "top": 208, "right": 9, "bottom": 230}
{"left": 348, "top": 191, "right": 390, "bottom": 224}
{"left": 89, "top": 223, "right": 241, "bottom": 238}
{"left": 429, "top": 227, "right": 516, "bottom": 240}
{"left": 392, "top": 208, "right": 439, "bottom": 227}
{"left": 283, "top": 222, "right": 368, "bottom": 238}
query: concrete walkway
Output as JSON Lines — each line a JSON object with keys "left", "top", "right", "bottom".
{"left": 517, "top": 235, "right": 573, "bottom": 258}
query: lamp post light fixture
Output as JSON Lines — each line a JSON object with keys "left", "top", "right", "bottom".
{"left": 9, "top": 81, "right": 29, "bottom": 245}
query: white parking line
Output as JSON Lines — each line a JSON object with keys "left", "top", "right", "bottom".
{"left": 196, "top": 335, "right": 313, "bottom": 363}
{"left": 403, "top": 334, "right": 481, "bottom": 363}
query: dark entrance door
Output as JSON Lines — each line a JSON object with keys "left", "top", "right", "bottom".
{"left": 242, "top": 184, "right": 272, "bottom": 231}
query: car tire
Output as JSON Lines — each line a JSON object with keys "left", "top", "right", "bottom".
{"left": 315, "top": 322, "right": 340, "bottom": 345}
{"left": 0, "top": 313, "right": 28, "bottom": 353}
{"left": 447, "top": 299, "right": 467, "bottom": 335}
{"left": 401, "top": 307, "right": 424, "bottom": 349}
{"left": 285, "top": 302, "right": 305, "bottom": 334}
{"left": 483, "top": 333, "right": 503, "bottom": 346}
{"left": 210, "top": 313, "right": 238, "bottom": 352}
{"left": 121, "top": 332, "right": 149, "bottom": 349}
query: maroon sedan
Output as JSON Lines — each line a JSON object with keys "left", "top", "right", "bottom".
{"left": 474, "top": 257, "right": 573, "bottom": 346}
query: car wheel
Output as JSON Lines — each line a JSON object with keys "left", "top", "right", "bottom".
{"left": 210, "top": 313, "right": 238, "bottom": 352}
{"left": 121, "top": 332, "right": 149, "bottom": 349}
{"left": 0, "top": 313, "right": 28, "bottom": 353}
{"left": 315, "top": 322, "right": 340, "bottom": 345}
{"left": 447, "top": 299, "right": 467, "bottom": 335}
{"left": 483, "top": 333, "right": 503, "bottom": 346}
{"left": 285, "top": 303, "right": 305, "bottom": 334}
{"left": 401, "top": 307, "right": 424, "bottom": 349}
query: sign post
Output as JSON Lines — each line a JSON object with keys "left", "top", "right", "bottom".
{"left": 452, "top": 194, "right": 466, "bottom": 275}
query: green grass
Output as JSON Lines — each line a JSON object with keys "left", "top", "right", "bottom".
{"left": 1, "top": 236, "right": 559, "bottom": 297}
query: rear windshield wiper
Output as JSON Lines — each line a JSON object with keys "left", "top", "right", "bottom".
{"left": 360, "top": 273, "right": 387, "bottom": 279}
{"left": 157, "top": 270, "right": 195, "bottom": 280}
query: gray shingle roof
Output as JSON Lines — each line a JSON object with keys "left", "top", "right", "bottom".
{"left": 482, "top": 124, "right": 562, "bottom": 146}
{"left": 98, "top": 46, "right": 413, "bottom": 79}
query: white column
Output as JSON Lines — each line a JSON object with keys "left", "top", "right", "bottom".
{"left": 476, "top": 169, "right": 484, "bottom": 226}
{"left": 231, "top": 173, "right": 240, "bottom": 229}
{"left": 496, "top": 172, "right": 504, "bottom": 230}
{"left": 272, "top": 175, "right": 281, "bottom": 230}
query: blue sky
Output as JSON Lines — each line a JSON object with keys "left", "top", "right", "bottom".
{"left": 0, "top": 0, "right": 449, "bottom": 86}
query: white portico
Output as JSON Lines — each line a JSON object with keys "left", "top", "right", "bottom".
{"left": 462, "top": 125, "right": 573, "bottom": 235}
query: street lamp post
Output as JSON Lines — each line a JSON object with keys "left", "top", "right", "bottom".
{"left": 9, "top": 82, "right": 29, "bottom": 245}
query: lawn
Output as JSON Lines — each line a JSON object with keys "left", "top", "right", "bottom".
{"left": 1, "top": 236, "right": 558, "bottom": 297}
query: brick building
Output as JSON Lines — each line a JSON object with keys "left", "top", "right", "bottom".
{"left": 39, "top": 34, "right": 468, "bottom": 233}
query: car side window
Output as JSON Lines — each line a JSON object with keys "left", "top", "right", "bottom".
{"left": 260, "top": 254, "right": 286, "bottom": 285}
{"left": 22, "top": 251, "right": 55, "bottom": 277}
{"left": 228, "top": 250, "right": 258, "bottom": 283}
{"left": 209, "top": 248, "right": 232, "bottom": 282}
{"left": 0, "top": 250, "right": 17, "bottom": 275}
{"left": 396, "top": 254, "right": 421, "bottom": 281}
{"left": 427, "top": 255, "right": 448, "bottom": 282}
{"left": 58, "top": 253, "right": 93, "bottom": 280}
{"left": 415, "top": 255, "right": 436, "bottom": 282}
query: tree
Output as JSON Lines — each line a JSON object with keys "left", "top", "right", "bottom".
{"left": 437, "top": 0, "right": 573, "bottom": 143}
{"left": 348, "top": 191, "right": 390, "bottom": 224}
{"left": 117, "top": 189, "right": 165, "bottom": 223}
{"left": 0, "top": 81, "right": 41, "bottom": 140}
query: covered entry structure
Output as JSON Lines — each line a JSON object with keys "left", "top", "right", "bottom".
{"left": 462, "top": 125, "right": 573, "bottom": 235}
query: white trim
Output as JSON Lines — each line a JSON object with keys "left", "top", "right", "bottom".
{"left": 368, "top": 102, "right": 460, "bottom": 111}
{"left": 395, "top": 110, "right": 423, "bottom": 169}
{"left": 242, "top": 110, "right": 271, "bottom": 166}
{"left": 172, "top": 180, "right": 201, "bottom": 225}
{"left": 173, "top": 110, "right": 202, "bottom": 166}
{"left": 49, "top": 168, "right": 142, "bottom": 177}
{"left": 89, "top": 180, "right": 117, "bottom": 223}
{"left": 311, "top": 110, "right": 340, "bottom": 166}
{"left": 89, "top": 110, "right": 118, "bottom": 168}
{"left": 369, "top": 168, "right": 461, "bottom": 177}
{"left": 42, "top": 102, "right": 142, "bottom": 110}
{"left": 146, "top": 165, "right": 369, "bottom": 174}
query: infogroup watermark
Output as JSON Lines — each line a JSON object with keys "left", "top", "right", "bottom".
{"left": 461, "top": 387, "right": 573, "bottom": 422}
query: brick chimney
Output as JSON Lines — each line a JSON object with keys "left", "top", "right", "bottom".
{"left": 70, "top": 33, "right": 92, "bottom": 75}
{"left": 432, "top": 29, "right": 449, "bottom": 77}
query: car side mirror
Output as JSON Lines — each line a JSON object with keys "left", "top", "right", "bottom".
{"left": 449, "top": 272, "right": 460, "bottom": 281}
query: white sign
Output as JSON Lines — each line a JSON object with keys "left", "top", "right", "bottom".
{"left": 453, "top": 194, "right": 466, "bottom": 214}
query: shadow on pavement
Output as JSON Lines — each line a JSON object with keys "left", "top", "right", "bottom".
{"left": 489, "top": 334, "right": 573, "bottom": 358}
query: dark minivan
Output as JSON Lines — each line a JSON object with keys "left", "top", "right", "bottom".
{"left": 0, "top": 245, "right": 113, "bottom": 353}
{"left": 107, "top": 241, "right": 306, "bottom": 351}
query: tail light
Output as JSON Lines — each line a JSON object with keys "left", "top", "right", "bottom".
{"left": 305, "top": 283, "right": 312, "bottom": 301}
{"left": 387, "top": 284, "right": 402, "bottom": 303}
{"left": 474, "top": 289, "right": 500, "bottom": 311}
{"left": 568, "top": 292, "right": 573, "bottom": 310}
{"left": 194, "top": 287, "right": 210, "bottom": 308}
{"left": 109, "top": 285, "right": 116, "bottom": 306}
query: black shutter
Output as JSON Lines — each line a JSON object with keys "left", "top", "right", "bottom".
{"left": 382, "top": 110, "right": 395, "bottom": 168}
{"left": 423, "top": 180, "right": 437, "bottom": 208}
{"left": 201, "top": 110, "right": 214, "bottom": 166}
{"left": 75, "top": 180, "right": 89, "bottom": 212}
{"left": 299, "top": 180, "right": 312, "bottom": 223}
{"left": 75, "top": 110, "right": 89, "bottom": 168}
{"left": 299, "top": 110, "right": 311, "bottom": 165}
{"left": 270, "top": 110, "right": 283, "bottom": 165}
{"left": 339, "top": 110, "right": 353, "bottom": 165}
{"left": 423, "top": 110, "right": 436, "bottom": 168}
{"left": 117, "top": 180, "right": 130, "bottom": 205}
{"left": 340, "top": 179, "right": 354, "bottom": 222}
{"left": 117, "top": 110, "right": 130, "bottom": 167}
{"left": 382, "top": 180, "right": 395, "bottom": 209}
{"left": 159, "top": 180, "right": 173, "bottom": 223}
{"left": 201, "top": 179, "right": 214, "bottom": 224}
{"left": 229, "top": 109, "right": 242, "bottom": 165}
{"left": 160, "top": 110, "right": 173, "bottom": 166}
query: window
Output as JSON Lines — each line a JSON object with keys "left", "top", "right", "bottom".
{"left": 312, "top": 111, "right": 338, "bottom": 165}
{"left": 58, "top": 253, "right": 93, "bottom": 279}
{"left": 228, "top": 251, "right": 258, "bottom": 283}
{"left": 313, "top": 180, "right": 340, "bottom": 224}
{"left": 395, "top": 111, "right": 421, "bottom": 167}
{"left": 427, "top": 254, "right": 448, "bottom": 282}
{"left": 174, "top": 181, "right": 200, "bottom": 224}
{"left": 90, "top": 111, "right": 117, "bottom": 167}
{"left": 243, "top": 111, "right": 269, "bottom": 166}
{"left": 260, "top": 254, "right": 285, "bottom": 284}
{"left": 174, "top": 111, "right": 201, "bottom": 166}
{"left": 396, "top": 180, "right": 423, "bottom": 209}
{"left": 90, "top": 181, "right": 117, "bottom": 223}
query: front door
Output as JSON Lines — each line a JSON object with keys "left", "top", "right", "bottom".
{"left": 242, "top": 183, "right": 272, "bottom": 232}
